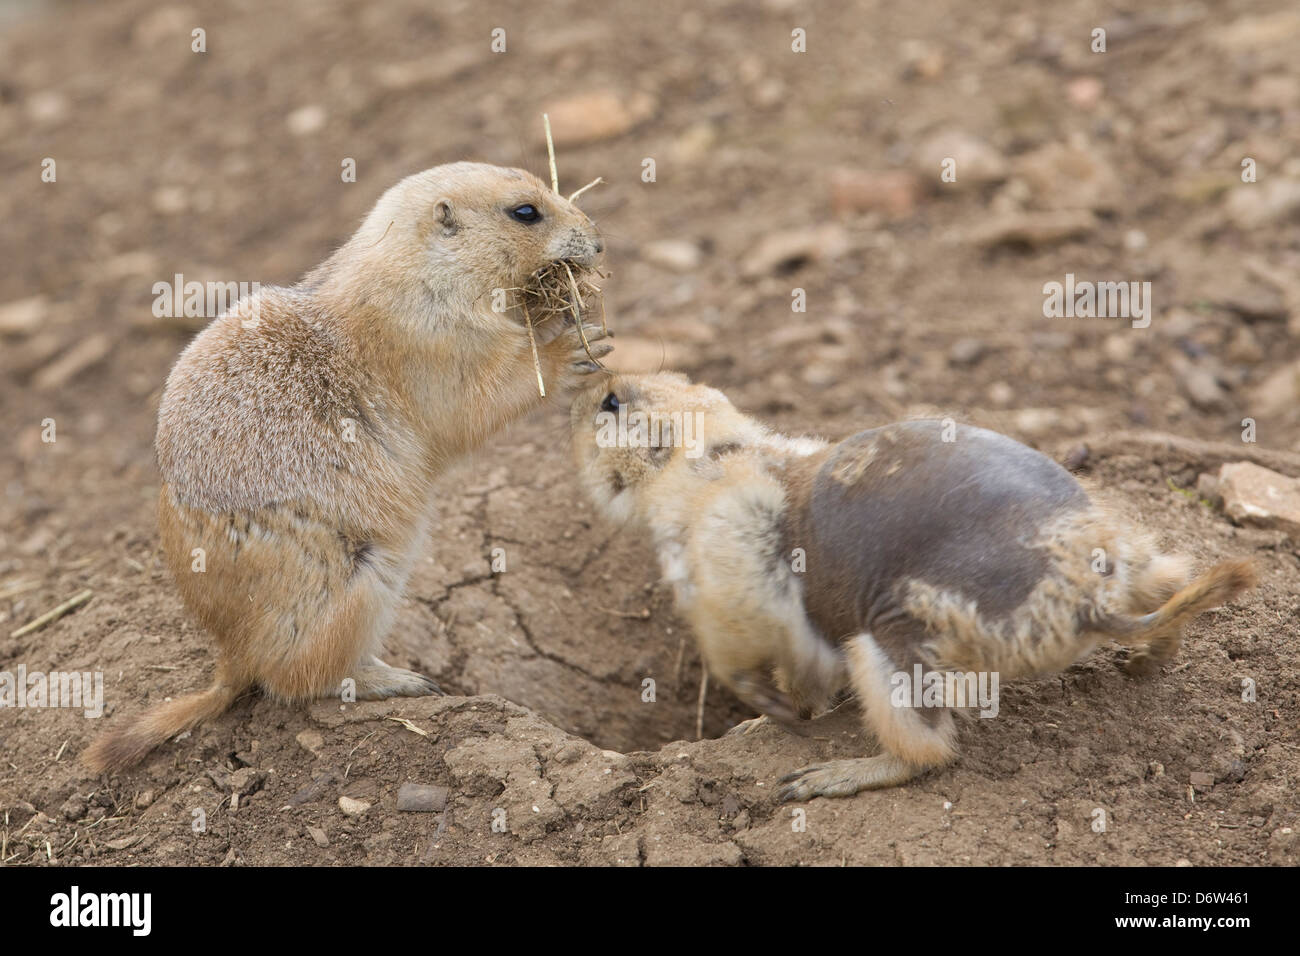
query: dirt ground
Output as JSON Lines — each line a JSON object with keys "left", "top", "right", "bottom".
{"left": 2, "top": 0, "right": 1298, "bottom": 866}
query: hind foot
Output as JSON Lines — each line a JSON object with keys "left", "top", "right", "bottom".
{"left": 349, "top": 658, "right": 443, "bottom": 700}
{"left": 1125, "top": 646, "right": 1173, "bottom": 677}
{"left": 1124, "top": 633, "right": 1182, "bottom": 676}
{"left": 776, "top": 752, "right": 924, "bottom": 801}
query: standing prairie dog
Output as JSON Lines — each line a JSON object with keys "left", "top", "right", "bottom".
{"left": 84, "top": 162, "right": 611, "bottom": 773}
{"left": 571, "top": 372, "right": 1255, "bottom": 800}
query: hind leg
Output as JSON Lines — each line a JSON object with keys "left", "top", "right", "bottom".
{"left": 777, "top": 632, "right": 956, "bottom": 801}
{"left": 352, "top": 656, "right": 442, "bottom": 699}
{"left": 163, "top": 494, "right": 440, "bottom": 712}
{"left": 1122, "top": 552, "right": 1193, "bottom": 675}
{"left": 255, "top": 560, "right": 441, "bottom": 703}
{"left": 1125, "top": 643, "right": 1177, "bottom": 677}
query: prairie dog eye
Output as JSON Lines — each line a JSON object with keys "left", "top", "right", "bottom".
{"left": 510, "top": 204, "right": 541, "bottom": 223}
{"left": 600, "top": 393, "right": 620, "bottom": 413}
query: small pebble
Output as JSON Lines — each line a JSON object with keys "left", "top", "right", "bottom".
{"left": 338, "top": 796, "right": 371, "bottom": 817}
{"left": 396, "top": 782, "right": 448, "bottom": 813}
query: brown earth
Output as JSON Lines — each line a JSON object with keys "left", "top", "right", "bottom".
{"left": 1, "top": 0, "right": 1298, "bottom": 866}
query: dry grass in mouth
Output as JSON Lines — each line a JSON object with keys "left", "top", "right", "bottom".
{"left": 512, "top": 259, "right": 607, "bottom": 397}
{"left": 511, "top": 114, "right": 610, "bottom": 397}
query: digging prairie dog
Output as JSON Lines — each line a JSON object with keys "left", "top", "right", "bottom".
{"left": 571, "top": 372, "right": 1255, "bottom": 800}
{"left": 84, "top": 162, "right": 611, "bottom": 773}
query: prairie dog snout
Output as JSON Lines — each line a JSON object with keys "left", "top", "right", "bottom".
{"left": 572, "top": 372, "right": 1255, "bottom": 800}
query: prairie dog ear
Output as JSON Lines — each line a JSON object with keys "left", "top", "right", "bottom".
{"left": 434, "top": 199, "right": 458, "bottom": 237}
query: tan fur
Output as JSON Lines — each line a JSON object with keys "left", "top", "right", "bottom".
{"left": 570, "top": 373, "right": 840, "bottom": 722}
{"left": 572, "top": 372, "right": 1256, "bottom": 801}
{"left": 1108, "top": 559, "right": 1257, "bottom": 674}
{"left": 84, "top": 163, "right": 608, "bottom": 774}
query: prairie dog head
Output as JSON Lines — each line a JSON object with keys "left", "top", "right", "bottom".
{"left": 571, "top": 371, "right": 762, "bottom": 524}
{"left": 330, "top": 161, "right": 603, "bottom": 324}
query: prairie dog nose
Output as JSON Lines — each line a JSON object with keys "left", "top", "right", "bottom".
{"left": 552, "top": 227, "right": 603, "bottom": 266}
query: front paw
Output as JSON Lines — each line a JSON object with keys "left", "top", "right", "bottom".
{"left": 549, "top": 322, "right": 613, "bottom": 383}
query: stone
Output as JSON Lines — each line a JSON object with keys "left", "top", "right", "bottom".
{"left": 543, "top": 92, "right": 655, "bottom": 146}
{"left": 288, "top": 769, "right": 339, "bottom": 806}
{"left": 1217, "top": 462, "right": 1300, "bottom": 537}
{"left": 740, "top": 224, "right": 850, "bottom": 277}
{"left": 287, "top": 105, "right": 325, "bottom": 136}
{"left": 1195, "top": 472, "right": 1222, "bottom": 507}
{"left": 829, "top": 167, "right": 921, "bottom": 218}
{"left": 915, "top": 130, "right": 1007, "bottom": 187}
{"left": 948, "top": 337, "right": 987, "bottom": 366}
{"left": 641, "top": 239, "right": 702, "bottom": 272}
{"left": 228, "top": 768, "right": 266, "bottom": 796}
{"left": 1066, "top": 76, "right": 1104, "bottom": 110}
{"left": 396, "top": 782, "right": 448, "bottom": 812}
{"left": 1250, "top": 359, "right": 1300, "bottom": 417}
{"left": 1173, "top": 357, "right": 1227, "bottom": 410}
{"left": 60, "top": 794, "right": 87, "bottom": 821}
{"left": 1250, "top": 73, "right": 1300, "bottom": 111}
{"left": 1215, "top": 11, "right": 1300, "bottom": 54}
{"left": 1224, "top": 179, "right": 1300, "bottom": 230}
{"left": 1014, "top": 143, "right": 1122, "bottom": 212}
{"left": 0, "top": 296, "right": 49, "bottom": 336}
{"left": 1216, "top": 286, "right": 1287, "bottom": 322}
{"left": 968, "top": 211, "right": 1096, "bottom": 247}
{"left": 338, "top": 795, "right": 371, "bottom": 817}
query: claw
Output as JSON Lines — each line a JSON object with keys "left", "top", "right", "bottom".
{"left": 725, "top": 714, "right": 771, "bottom": 737}
{"left": 775, "top": 754, "right": 925, "bottom": 800}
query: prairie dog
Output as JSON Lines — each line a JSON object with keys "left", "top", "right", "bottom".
{"left": 84, "top": 162, "right": 610, "bottom": 773}
{"left": 571, "top": 372, "right": 1255, "bottom": 800}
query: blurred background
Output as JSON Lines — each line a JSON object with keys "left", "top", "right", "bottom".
{"left": 1, "top": 0, "right": 1297, "bottom": 865}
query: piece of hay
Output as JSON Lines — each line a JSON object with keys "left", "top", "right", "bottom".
{"left": 509, "top": 115, "right": 610, "bottom": 395}
{"left": 543, "top": 112, "right": 560, "bottom": 194}
{"left": 521, "top": 300, "right": 546, "bottom": 398}
{"left": 562, "top": 259, "right": 602, "bottom": 363}
{"left": 9, "top": 588, "right": 93, "bottom": 639}
{"left": 568, "top": 176, "right": 604, "bottom": 203}
{"left": 385, "top": 716, "right": 431, "bottom": 738}
{"left": 508, "top": 262, "right": 608, "bottom": 390}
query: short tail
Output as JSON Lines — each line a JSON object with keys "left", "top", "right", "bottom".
{"left": 82, "top": 679, "right": 245, "bottom": 774}
{"left": 1089, "top": 559, "right": 1256, "bottom": 664}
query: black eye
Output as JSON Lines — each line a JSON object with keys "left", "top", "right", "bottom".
{"left": 601, "top": 393, "right": 620, "bottom": 413}
{"left": 511, "top": 204, "right": 541, "bottom": 223}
